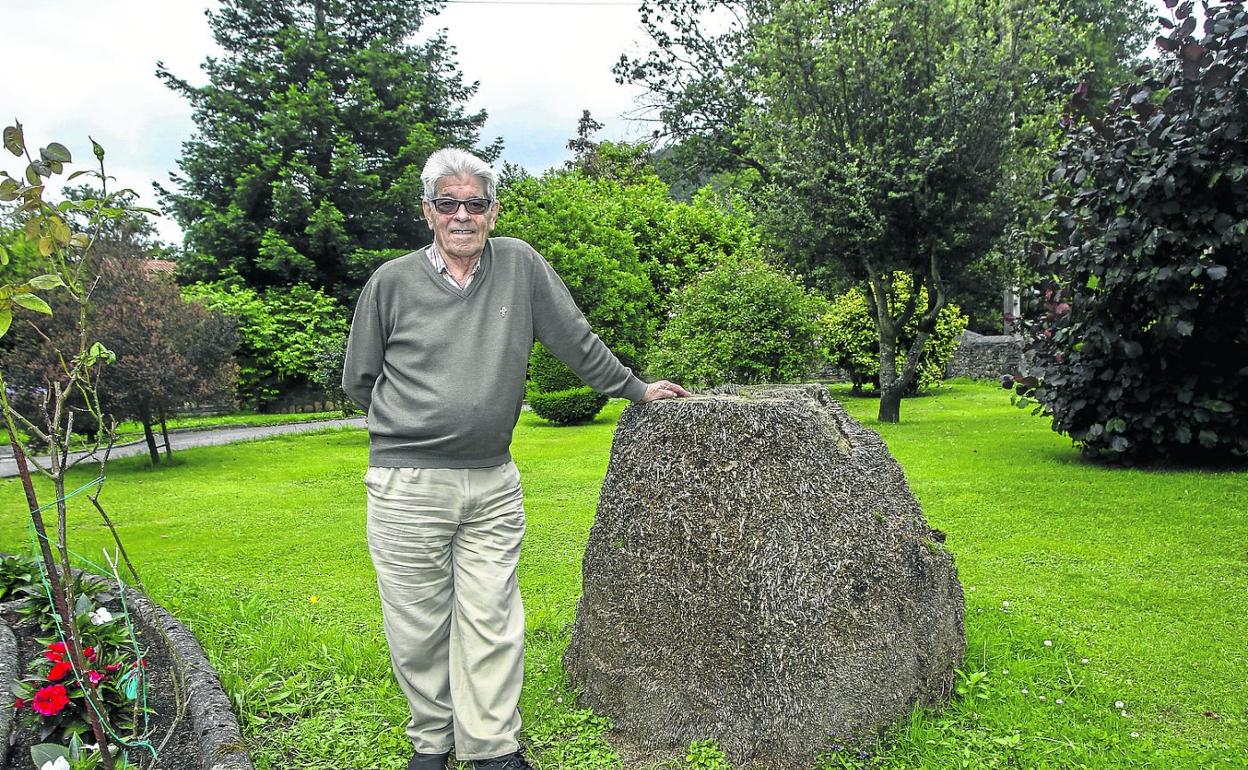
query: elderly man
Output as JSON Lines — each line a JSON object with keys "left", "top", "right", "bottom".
{"left": 342, "top": 148, "right": 689, "bottom": 770}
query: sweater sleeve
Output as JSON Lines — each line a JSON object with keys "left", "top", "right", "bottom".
{"left": 531, "top": 253, "right": 648, "bottom": 402}
{"left": 342, "top": 274, "right": 386, "bottom": 413}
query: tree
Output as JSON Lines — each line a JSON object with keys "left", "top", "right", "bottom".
{"left": 158, "top": 0, "right": 499, "bottom": 301}
{"left": 91, "top": 258, "right": 239, "bottom": 464}
{"left": 184, "top": 281, "right": 349, "bottom": 409}
{"left": 620, "top": 0, "right": 1154, "bottom": 420}
{"left": 1013, "top": 0, "right": 1248, "bottom": 464}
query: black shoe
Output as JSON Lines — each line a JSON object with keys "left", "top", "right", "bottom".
{"left": 407, "top": 751, "right": 450, "bottom": 770}
{"left": 472, "top": 751, "right": 533, "bottom": 770}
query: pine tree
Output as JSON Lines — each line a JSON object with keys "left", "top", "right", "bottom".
{"left": 158, "top": 0, "right": 500, "bottom": 299}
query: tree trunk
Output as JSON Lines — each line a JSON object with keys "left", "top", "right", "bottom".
{"left": 160, "top": 415, "right": 173, "bottom": 461}
{"left": 142, "top": 420, "right": 161, "bottom": 465}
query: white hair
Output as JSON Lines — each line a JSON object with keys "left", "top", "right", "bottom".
{"left": 420, "top": 148, "right": 497, "bottom": 200}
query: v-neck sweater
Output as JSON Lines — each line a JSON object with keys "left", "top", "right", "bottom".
{"left": 342, "top": 237, "right": 648, "bottom": 468}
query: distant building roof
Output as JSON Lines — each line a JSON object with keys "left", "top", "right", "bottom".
{"left": 143, "top": 260, "right": 177, "bottom": 274}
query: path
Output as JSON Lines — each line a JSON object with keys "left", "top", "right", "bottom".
{"left": 0, "top": 417, "right": 367, "bottom": 478}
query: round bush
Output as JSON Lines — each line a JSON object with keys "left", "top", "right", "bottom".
{"left": 648, "top": 256, "right": 828, "bottom": 388}
{"left": 820, "top": 273, "right": 968, "bottom": 393}
{"left": 528, "top": 386, "right": 609, "bottom": 425}
{"left": 528, "top": 343, "right": 583, "bottom": 393}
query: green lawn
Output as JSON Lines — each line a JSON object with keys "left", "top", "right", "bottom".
{"left": 1, "top": 382, "right": 1245, "bottom": 769}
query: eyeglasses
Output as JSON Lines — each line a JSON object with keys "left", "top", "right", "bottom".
{"left": 429, "top": 197, "right": 493, "bottom": 215}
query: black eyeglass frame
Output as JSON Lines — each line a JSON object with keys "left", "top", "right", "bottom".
{"left": 428, "top": 197, "right": 494, "bottom": 215}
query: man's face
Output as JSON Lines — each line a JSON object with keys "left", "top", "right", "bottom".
{"left": 422, "top": 173, "right": 498, "bottom": 262}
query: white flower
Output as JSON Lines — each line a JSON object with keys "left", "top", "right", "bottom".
{"left": 1038, "top": 695, "right": 1047, "bottom": 701}
{"left": 1001, "top": 600, "right": 1010, "bottom": 608}
{"left": 1021, "top": 688, "right": 1029, "bottom": 695}
{"left": 1043, "top": 640, "right": 1053, "bottom": 647}
{"left": 1121, "top": 709, "right": 1129, "bottom": 717}
{"left": 40, "top": 757, "right": 71, "bottom": 770}
{"left": 89, "top": 607, "right": 113, "bottom": 625}
{"left": 1130, "top": 731, "right": 1140, "bottom": 738}
{"left": 1115, "top": 700, "right": 1125, "bottom": 709}
{"left": 1056, "top": 698, "right": 1064, "bottom": 705}
{"left": 1080, "top": 658, "right": 1090, "bottom": 665}
{"left": 1002, "top": 669, "right": 1010, "bottom": 675}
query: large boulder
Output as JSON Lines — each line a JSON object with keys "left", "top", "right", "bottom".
{"left": 564, "top": 385, "right": 965, "bottom": 769}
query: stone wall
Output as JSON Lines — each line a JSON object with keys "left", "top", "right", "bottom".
{"left": 945, "top": 330, "right": 1028, "bottom": 380}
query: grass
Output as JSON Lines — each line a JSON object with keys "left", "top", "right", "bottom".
{"left": 1, "top": 382, "right": 1245, "bottom": 769}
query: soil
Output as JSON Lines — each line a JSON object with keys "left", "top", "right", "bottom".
{"left": 3, "top": 593, "right": 200, "bottom": 770}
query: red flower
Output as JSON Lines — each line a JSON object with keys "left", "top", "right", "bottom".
{"left": 32, "top": 685, "right": 69, "bottom": 716}
{"left": 13, "top": 697, "right": 25, "bottom": 710}
{"left": 105, "top": 663, "right": 121, "bottom": 673}
{"left": 87, "top": 670, "right": 105, "bottom": 686}
{"left": 48, "top": 660, "right": 73, "bottom": 682}
{"left": 44, "top": 641, "right": 69, "bottom": 664}
{"left": 83, "top": 646, "right": 96, "bottom": 661}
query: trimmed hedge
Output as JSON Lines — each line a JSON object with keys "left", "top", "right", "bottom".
{"left": 528, "top": 386, "right": 609, "bottom": 425}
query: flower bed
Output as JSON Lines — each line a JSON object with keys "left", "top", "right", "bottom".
{"left": 0, "top": 557, "right": 251, "bottom": 770}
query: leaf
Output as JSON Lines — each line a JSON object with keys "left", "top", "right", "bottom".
{"left": 28, "top": 273, "right": 65, "bottom": 290}
{"left": 1176, "top": 319, "right": 1195, "bottom": 336}
{"left": 24, "top": 164, "right": 40, "bottom": 185}
{"left": 0, "top": 308, "right": 11, "bottom": 338}
{"left": 70, "top": 232, "right": 90, "bottom": 248}
{"left": 30, "top": 744, "right": 70, "bottom": 766}
{"left": 1206, "top": 265, "right": 1227, "bottom": 280}
{"left": 12, "top": 293, "right": 51, "bottom": 314}
{"left": 50, "top": 217, "right": 71, "bottom": 245}
{"left": 0, "top": 177, "right": 17, "bottom": 201}
{"left": 2, "top": 124, "right": 23, "bottom": 156}
{"left": 88, "top": 341, "right": 117, "bottom": 365}
{"left": 38, "top": 236, "right": 54, "bottom": 257}
{"left": 66, "top": 169, "right": 91, "bottom": 180}
{"left": 0, "top": 243, "right": 7, "bottom": 266}
{"left": 1085, "top": 275, "right": 1100, "bottom": 290}
{"left": 24, "top": 218, "right": 39, "bottom": 240}
{"left": 41, "top": 141, "right": 71, "bottom": 163}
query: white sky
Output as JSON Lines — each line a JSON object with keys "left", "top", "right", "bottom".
{"left": 1, "top": 0, "right": 1176, "bottom": 246}
{"left": 1, "top": 0, "right": 654, "bottom": 243}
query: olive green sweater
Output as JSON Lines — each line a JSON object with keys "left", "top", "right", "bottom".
{"left": 342, "top": 237, "right": 647, "bottom": 468}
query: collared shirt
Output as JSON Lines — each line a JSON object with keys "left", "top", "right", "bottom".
{"left": 427, "top": 242, "right": 481, "bottom": 289}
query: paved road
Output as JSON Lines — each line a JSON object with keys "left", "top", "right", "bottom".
{"left": 0, "top": 417, "right": 367, "bottom": 478}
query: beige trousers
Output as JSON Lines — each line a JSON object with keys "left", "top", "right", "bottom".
{"left": 364, "top": 463, "right": 526, "bottom": 760}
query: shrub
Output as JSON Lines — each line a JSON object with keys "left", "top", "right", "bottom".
{"left": 648, "top": 256, "right": 828, "bottom": 388}
{"left": 821, "top": 273, "right": 968, "bottom": 393}
{"left": 184, "top": 281, "right": 349, "bottom": 409}
{"left": 528, "top": 387, "right": 609, "bottom": 425}
{"left": 312, "top": 333, "right": 360, "bottom": 416}
{"left": 1015, "top": 1, "right": 1248, "bottom": 463}
{"left": 526, "top": 343, "right": 608, "bottom": 425}
{"left": 528, "top": 342, "right": 583, "bottom": 393}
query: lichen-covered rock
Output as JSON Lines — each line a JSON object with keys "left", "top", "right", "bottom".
{"left": 564, "top": 384, "right": 965, "bottom": 769}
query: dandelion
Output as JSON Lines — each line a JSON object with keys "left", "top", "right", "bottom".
{"left": 309, "top": 595, "right": 319, "bottom": 604}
